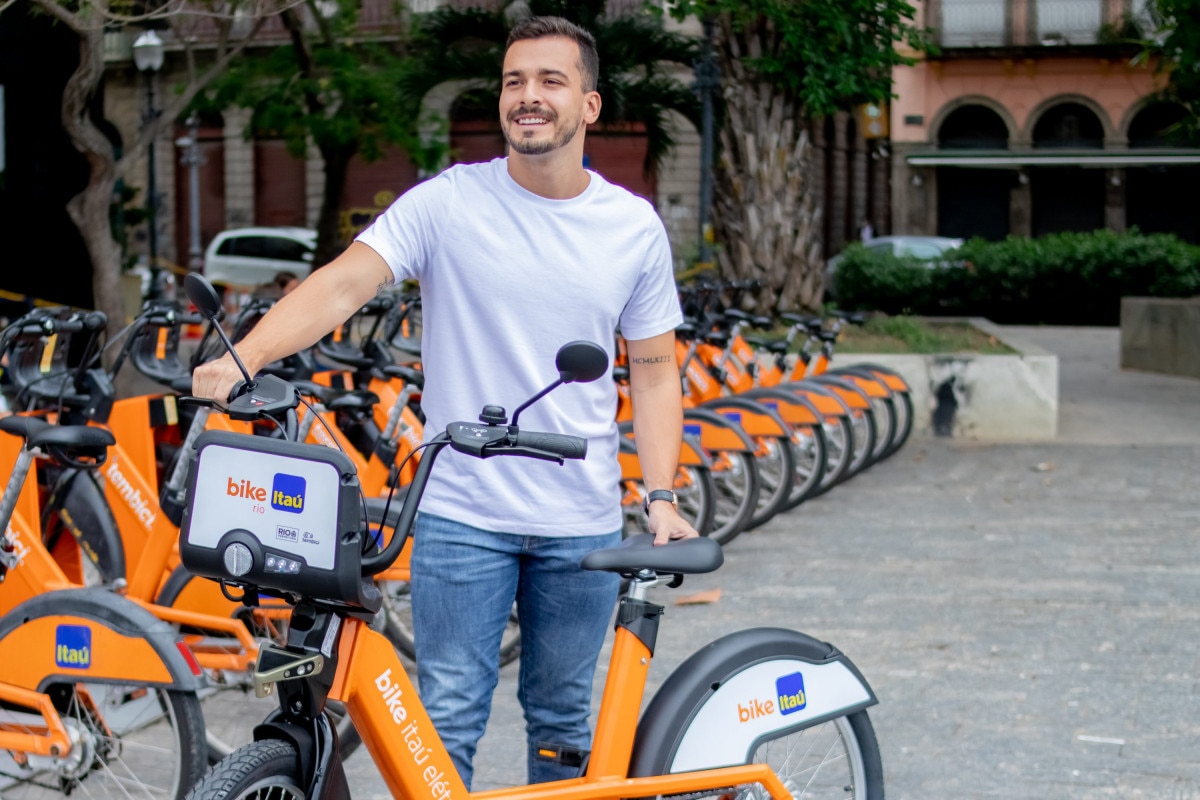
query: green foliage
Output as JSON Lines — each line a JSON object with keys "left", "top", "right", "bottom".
{"left": 1140, "top": 0, "right": 1200, "bottom": 131}
{"left": 663, "top": 0, "right": 932, "bottom": 117}
{"left": 198, "top": 2, "right": 426, "bottom": 165}
{"left": 834, "top": 230, "right": 1200, "bottom": 325}
{"left": 833, "top": 244, "right": 939, "bottom": 316}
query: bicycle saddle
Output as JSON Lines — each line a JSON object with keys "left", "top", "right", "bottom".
{"left": 581, "top": 534, "right": 723, "bottom": 576}
{"left": 0, "top": 415, "right": 115, "bottom": 464}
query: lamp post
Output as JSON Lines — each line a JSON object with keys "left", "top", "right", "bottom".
{"left": 693, "top": 17, "right": 719, "bottom": 267}
{"left": 175, "top": 115, "right": 205, "bottom": 273}
{"left": 133, "top": 30, "right": 165, "bottom": 300}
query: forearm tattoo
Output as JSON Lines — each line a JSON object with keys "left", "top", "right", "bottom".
{"left": 631, "top": 355, "right": 672, "bottom": 365}
{"left": 375, "top": 276, "right": 394, "bottom": 296}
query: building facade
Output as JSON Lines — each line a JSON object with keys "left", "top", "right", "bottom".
{"left": 891, "top": 0, "right": 1200, "bottom": 243}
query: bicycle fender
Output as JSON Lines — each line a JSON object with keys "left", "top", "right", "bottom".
{"left": 629, "top": 627, "right": 876, "bottom": 776}
{"left": 698, "top": 396, "right": 791, "bottom": 438}
{"left": 739, "top": 387, "right": 823, "bottom": 426}
{"left": 618, "top": 421, "right": 711, "bottom": 470}
{"left": 0, "top": 587, "right": 205, "bottom": 692}
{"left": 843, "top": 362, "right": 912, "bottom": 393}
{"left": 254, "top": 713, "right": 351, "bottom": 800}
{"left": 681, "top": 408, "right": 757, "bottom": 453}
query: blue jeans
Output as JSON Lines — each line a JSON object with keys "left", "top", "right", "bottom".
{"left": 410, "top": 513, "right": 621, "bottom": 788}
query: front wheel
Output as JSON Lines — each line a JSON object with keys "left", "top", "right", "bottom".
{"left": 0, "top": 683, "right": 207, "bottom": 800}
{"left": 184, "top": 739, "right": 305, "bottom": 800}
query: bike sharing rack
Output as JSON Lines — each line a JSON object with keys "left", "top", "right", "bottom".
{"left": 835, "top": 318, "right": 1059, "bottom": 441}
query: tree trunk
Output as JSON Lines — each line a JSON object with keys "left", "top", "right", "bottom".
{"left": 57, "top": 12, "right": 126, "bottom": 335}
{"left": 313, "top": 143, "right": 357, "bottom": 268}
{"left": 710, "top": 15, "right": 824, "bottom": 316}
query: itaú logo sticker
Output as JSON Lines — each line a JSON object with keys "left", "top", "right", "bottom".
{"left": 776, "top": 671, "right": 807, "bottom": 715}
{"left": 55, "top": 625, "right": 92, "bottom": 669}
{"left": 271, "top": 473, "right": 306, "bottom": 513}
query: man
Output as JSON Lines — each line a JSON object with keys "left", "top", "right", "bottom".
{"left": 192, "top": 15, "right": 696, "bottom": 788}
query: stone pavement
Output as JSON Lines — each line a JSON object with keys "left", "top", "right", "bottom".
{"left": 323, "top": 327, "right": 1200, "bottom": 797}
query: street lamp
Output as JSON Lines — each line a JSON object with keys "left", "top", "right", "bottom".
{"left": 133, "top": 30, "right": 164, "bottom": 300}
{"left": 175, "top": 115, "right": 205, "bottom": 273}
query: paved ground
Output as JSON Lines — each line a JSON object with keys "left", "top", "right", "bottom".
{"left": 220, "top": 326, "right": 1200, "bottom": 798}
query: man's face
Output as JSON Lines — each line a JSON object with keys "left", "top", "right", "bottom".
{"left": 500, "top": 36, "right": 599, "bottom": 156}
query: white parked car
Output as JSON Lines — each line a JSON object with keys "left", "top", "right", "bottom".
{"left": 203, "top": 227, "right": 317, "bottom": 288}
{"left": 824, "top": 235, "right": 965, "bottom": 299}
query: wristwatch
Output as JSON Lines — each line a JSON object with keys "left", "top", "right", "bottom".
{"left": 642, "top": 489, "right": 678, "bottom": 515}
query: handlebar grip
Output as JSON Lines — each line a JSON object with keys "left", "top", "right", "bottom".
{"left": 513, "top": 431, "right": 587, "bottom": 460}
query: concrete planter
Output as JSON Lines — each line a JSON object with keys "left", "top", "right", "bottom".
{"left": 834, "top": 318, "right": 1058, "bottom": 442}
{"left": 1119, "top": 297, "right": 1200, "bottom": 380}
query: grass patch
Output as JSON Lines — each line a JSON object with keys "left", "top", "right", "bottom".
{"left": 832, "top": 316, "right": 1016, "bottom": 355}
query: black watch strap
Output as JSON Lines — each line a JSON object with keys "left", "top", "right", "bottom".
{"left": 643, "top": 489, "right": 678, "bottom": 515}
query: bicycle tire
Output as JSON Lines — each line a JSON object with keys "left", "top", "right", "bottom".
{"left": 707, "top": 448, "right": 761, "bottom": 546}
{"left": 622, "top": 463, "right": 718, "bottom": 540}
{"left": 183, "top": 739, "right": 305, "bottom": 800}
{"left": 780, "top": 423, "right": 827, "bottom": 512}
{"left": 743, "top": 435, "right": 797, "bottom": 532}
{"left": 811, "top": 413, "right": 854, "bottom": 497}
{"left": 0, "top": 683, "right": 208, "bottom": 800}
{"left": 628, "top": 629, "right": 884, "bottom": 800}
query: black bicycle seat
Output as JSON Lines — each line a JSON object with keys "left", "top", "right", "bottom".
{"left": 581, "top": 534, "right": 723, "bottom": 576}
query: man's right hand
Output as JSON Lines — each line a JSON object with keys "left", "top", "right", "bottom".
{"left": 192, "top": 354, "right": 249, "bottom": 403}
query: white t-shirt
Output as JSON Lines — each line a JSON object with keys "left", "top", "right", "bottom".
{"left": 357, "top": 158, "right": 682, "bottom": 536}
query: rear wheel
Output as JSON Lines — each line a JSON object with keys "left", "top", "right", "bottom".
{"left": 707, "top": 449, "right": 760, "bottom": 546}
{"left": 780, "top": 423, "right": 827, "bottom": 512}
{"left": 744, "top": 435, "right": 797, "bottom": 531}
{"left": 0, "top": 683, "right": 207, "bottom": 799}
{"left": 183, "top": 739, "right": 305, "bottom": 800}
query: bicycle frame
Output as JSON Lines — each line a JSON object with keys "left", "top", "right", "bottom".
{"left": 269, "top": 588, "right": 794, "bottom": 800}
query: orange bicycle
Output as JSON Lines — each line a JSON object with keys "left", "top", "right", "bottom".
{"left": 176, "top": 275, "right": 884, "bottom": 800}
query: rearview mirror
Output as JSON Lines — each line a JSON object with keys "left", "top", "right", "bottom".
{"left": 185, "top": 273, "right": 225, "bottom": 322}
{"left": 555, "top": 341, "right": 609, "bottom": 384}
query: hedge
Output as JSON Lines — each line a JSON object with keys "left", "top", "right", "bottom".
{"left": 833, "top": 230, "right": 1200, "bottom": 325}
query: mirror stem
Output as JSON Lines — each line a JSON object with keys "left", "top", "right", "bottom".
{"left": 509, "top": 379, "right": 562, "bottom": 429}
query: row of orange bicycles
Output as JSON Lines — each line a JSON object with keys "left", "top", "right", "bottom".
{"left": 0, "top": 277, "right": 907, "bottom": 797}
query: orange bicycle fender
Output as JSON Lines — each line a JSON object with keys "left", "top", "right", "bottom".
{"left": 698, "top": 397, "right": 790, "bottom": 438}
{"left": 0, "top": 588, "right": 205, "bottom": 693}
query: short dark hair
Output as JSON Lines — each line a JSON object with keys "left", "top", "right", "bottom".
{"left": 506, "top": 16, "right": 599, "bottom": 93}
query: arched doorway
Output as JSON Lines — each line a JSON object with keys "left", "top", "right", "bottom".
{"left": 1030, "top": 102, "right": 1105, "bottom": 236}
{"left": 936, "top": 104, "right": 1011, "bottom": 241}
{"left": 1126, "top": 102, "right": 1200, "bottom": 243}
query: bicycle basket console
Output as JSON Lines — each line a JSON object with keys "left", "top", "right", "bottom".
{"left": 179, "top": 429, "right": 381, "bottom": 610}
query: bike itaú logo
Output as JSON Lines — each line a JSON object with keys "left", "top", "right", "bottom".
{"left": 225, "top": 473, "right": 306, "bottom": 513}
{"left": 104, "top": 455, "right": 157, "bottom": 528}
{"left": 271, "top": 473, "right": 306, "bottom": 513}
{"left": 736, "top": 671, "right": 807, "bottom": 722}
{"left": 375, "top": 669, "right": 454, "bottom": 800}
{"left": 55, "top": 625, "right": 92, "bottom": 669}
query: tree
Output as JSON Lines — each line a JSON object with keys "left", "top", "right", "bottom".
{"left": 0, "top": 0, "right": 276, "bottom": 336}
{"left": 400, "top": 0, "right": 702, "bottom": 182}
{"left": 199, "top": 0, "right": 446, "bottom": 267}
{"left": 665, "top": 0, "right": 930, "bottom": 314}
{"left": 1142, "top": 0, "right": 1200, "bottom": 131}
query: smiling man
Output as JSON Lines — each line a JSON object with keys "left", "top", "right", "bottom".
{"left": 192, "top": 16, "right": 695, "bottom": 787}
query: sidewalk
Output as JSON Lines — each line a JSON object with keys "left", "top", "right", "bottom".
{"left": 335, "top": 326, "right": 1200, "bottom": 798}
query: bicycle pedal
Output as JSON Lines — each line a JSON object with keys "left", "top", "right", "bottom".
{"left": 252, "top": 644, "right": 325, "bottom": 698}
{"left": 532, "top": 742, "right": 588, "bottom": 769}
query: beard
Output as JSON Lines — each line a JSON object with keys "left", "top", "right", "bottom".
{"left": 503, "top": 106, "right": 583, "bottom": 155}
